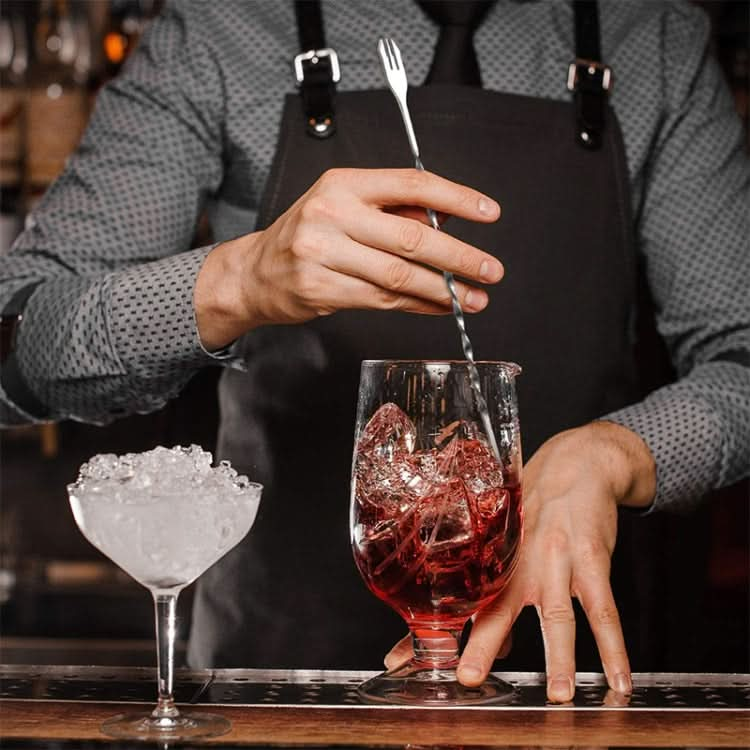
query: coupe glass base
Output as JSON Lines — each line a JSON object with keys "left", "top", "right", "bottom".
{"left": 356, "top": 660, "right": 515, "bottom": 706}
{"left": 100, "top": 711, "right": 231, "bottom": 740}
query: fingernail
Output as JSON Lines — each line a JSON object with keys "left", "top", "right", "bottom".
{"left": 384, "top": 649, "right": 399, "bottom": 667}
{"left": 479, "top": 260, "right": 502, "bottom": 282}
{"left": 614, "top": 672, "right": 632, "bottom": 694}
{"left": 478, "top": 197, "right": 498, "bottom": 217}
{"left": 457, "top": 663, "right": 482, "bottom": 683}
{"left": 464, "top": 290, "right": 484, "bottom": 311}
{"left": 549, "top": 676, "right": 573, "bottom": 702}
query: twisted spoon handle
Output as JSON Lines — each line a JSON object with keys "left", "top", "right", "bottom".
{"left": 379, "top": 37, "right": 500, "bottom": 461}
{"left": 415, "top": 159, "right": 500, "bottom": 461}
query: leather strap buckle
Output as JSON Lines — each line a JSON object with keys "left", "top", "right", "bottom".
{"left": 293, "top": 48, "right": 340, "bottom": 138}
{"left": 294, "top": 48, "right": 341, "bottom": 86}
{"left": 566, "top": 58, "right": 613, "bottom": 93}
{"left": 567, "top": 58, "right": 612, "bottom": 150}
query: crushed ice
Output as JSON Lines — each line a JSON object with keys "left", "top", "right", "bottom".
{"left": 71, "top": 445, "right": 252, "bottom": 503}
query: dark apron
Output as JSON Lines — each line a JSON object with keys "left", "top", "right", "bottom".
{"left": 188, "top": 3, "right": 639, "bottom": 670}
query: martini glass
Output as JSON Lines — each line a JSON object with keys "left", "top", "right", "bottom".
{"left": 67, "top": 445, "right": 262, "bottom": 740}
{"left": 351, "top": 360, "right": 523, "bottom": 705}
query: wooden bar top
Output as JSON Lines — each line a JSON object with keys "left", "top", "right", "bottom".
{"left": 1, "top": 667, "right": 749, "bottom": 747}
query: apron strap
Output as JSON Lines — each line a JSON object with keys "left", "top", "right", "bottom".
{"left": 293, "top": 0, "right": 340, "bottom": 139}
{"left": 566, "top": 0, "right": 612, "bottom": 150}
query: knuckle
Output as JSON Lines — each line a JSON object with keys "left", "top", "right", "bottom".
{"left": 543, "top": 528, "right": 571, "bottom": 557}
{"left": 289, "top": 229, "right": 320, "bottom": 262}
{"left": 576, "top": 538, "right": 611, "bottom": 568}
{"left": 319, "top": 167, "right": 348, "bottom": 186}
{"left": 398, "top": 168, "right": 428, "bottom": 196}
{"left": 590, "top": 603, "right": 621, "bottom": 628}
{"left": 299, "top": 194, "right": 336, "bottom": 223}
{"left": 398, "top": 221, "right": 425, "bottom": 255}
{"left": 456, "top": 187, "right": 478, "bottom": 212}
{"left": 454, "top": 249, "right": 479, "bottom": 278}
{"left": 540, "top": 603, "right": 575, "bottom": 626}
{"left": 385, "top": 259, "right": 415, "bottom": 292}
{"left": 375, "top": 287, "right": 403, "bottom": 310}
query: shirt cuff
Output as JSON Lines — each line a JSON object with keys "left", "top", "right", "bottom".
{"left": 602, "top": 395, "right": 722, "bottom": 514}
{"left": 107, "top": 245, "right": 244, "bottom": 378}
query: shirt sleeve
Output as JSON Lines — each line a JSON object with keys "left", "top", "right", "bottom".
{"left": 0, "top": 1, "right": 233, "bottom": 426}
{"left": 603, "top": 5, "right": 750, "bottom": 512}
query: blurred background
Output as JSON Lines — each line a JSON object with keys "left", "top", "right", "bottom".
{"left": 0, "top": 0, "right": 748, "bottom": 670}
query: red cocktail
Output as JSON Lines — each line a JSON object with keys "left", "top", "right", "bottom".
{"left": 350, "top": 361, "right": 523, "bottom": 705}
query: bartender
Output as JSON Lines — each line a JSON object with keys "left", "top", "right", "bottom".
{"left": 1, "top": 1, "right": 748, "bottom": 704}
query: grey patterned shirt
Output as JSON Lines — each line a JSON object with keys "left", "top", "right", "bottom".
{"left": 1, "top": 0, "right": 748, "bottom": 512}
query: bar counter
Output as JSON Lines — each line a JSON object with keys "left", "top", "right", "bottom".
{"left": 1, "top": 666, "right": 749, "bottom": 747}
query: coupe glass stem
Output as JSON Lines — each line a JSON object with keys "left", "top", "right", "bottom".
{"left": 410, "top": 627, "right": 463, "bottom": 670}
{"left": 152, "top": 590, "right": 180, "bottom": 720}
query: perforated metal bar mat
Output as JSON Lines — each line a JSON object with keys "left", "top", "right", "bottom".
{"left": 1, "top": 666, "right": 748, "bottom": 709}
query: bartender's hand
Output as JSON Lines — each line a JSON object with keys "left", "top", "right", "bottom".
{"left": 385, "top": 421, "right": 656, "bottom": 703}
{"left": 194, "top": 168, "right": 502, "bottom": 349}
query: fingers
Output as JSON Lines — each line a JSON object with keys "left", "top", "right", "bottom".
{"left": 384, "top": 633, "right": 412, "bottom": 670}
{"left": 574, "top": 556, "right": 632, "bottom": 695}
{"left": 537, "top": 600, "right": 576, "bottom": 703}
{"left": 310, "top": 267, "right": 459, "bottom": 316}
{"left": 272, "top": 168, "right": 503, "bottom": 322}
{"left": 244, "top": 167, "right": 504, "bottom": 330}
{"left": 386, "top": 630, "right": 512, "bottom": 676}
{"left": 458, "top": 595, "right": 521, "bottom": 687}
{"left": 342, "top": 207, "right": 504, "bottom": 285}
{"left": 322, "top": 235, "right": 489, "bottom": 312}
{"left": 343, "top": 168, "right": 501, "bottom": 223}
{"left": 603, "top": 688, "right": 631, "bottom": 707}
{"left": 386, "top": 206, "right": 449, "bottom": 226}
{"left": 536, "top": 549, "right": 577, "bottom": 703}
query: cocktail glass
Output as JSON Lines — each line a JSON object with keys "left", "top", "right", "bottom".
{"left": 67, "top": 445, "right": 262, "bottom": 740}
{"left": 351, "top": 360, "right": 523, "bottom": 705}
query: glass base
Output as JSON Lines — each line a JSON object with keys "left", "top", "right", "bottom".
{"left": 357, "top": 659, "right": 515, "bottom": 706}
{"left": 100, "top": 711, "right": 231, "bottom": 741}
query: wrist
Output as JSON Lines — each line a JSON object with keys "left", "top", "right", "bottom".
{"left": 585, "top": 421, "right": 656, "bottom": 509}
{"left": 194, "top": 235, "right": 259, "bottom": 350}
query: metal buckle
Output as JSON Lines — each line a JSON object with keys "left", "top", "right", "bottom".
{"left": 294, "top": 48, "right": 341, "bottom": 86}
{"left": 566, "top": 59, "right": 613, "bottom": 92}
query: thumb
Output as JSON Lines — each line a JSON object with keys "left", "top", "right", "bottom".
{"left": 384, "top": 633, "right": 412, "bottom": 671}
{"left": 458, "top": 601, "right": 519, "bottom": 687}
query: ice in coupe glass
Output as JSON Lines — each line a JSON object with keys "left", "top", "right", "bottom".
{"left": 67, "top": 445, "right": 262, "bottom": 740}
{"left": 351, "top": 361, "right": 523, "bottom": 704}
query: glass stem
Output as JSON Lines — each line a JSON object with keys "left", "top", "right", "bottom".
{"left": 152, "top": 590, "right": 180, "bottom": 720}
{"left": 410, "top": 627, "right": 462, "bottom": 670}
